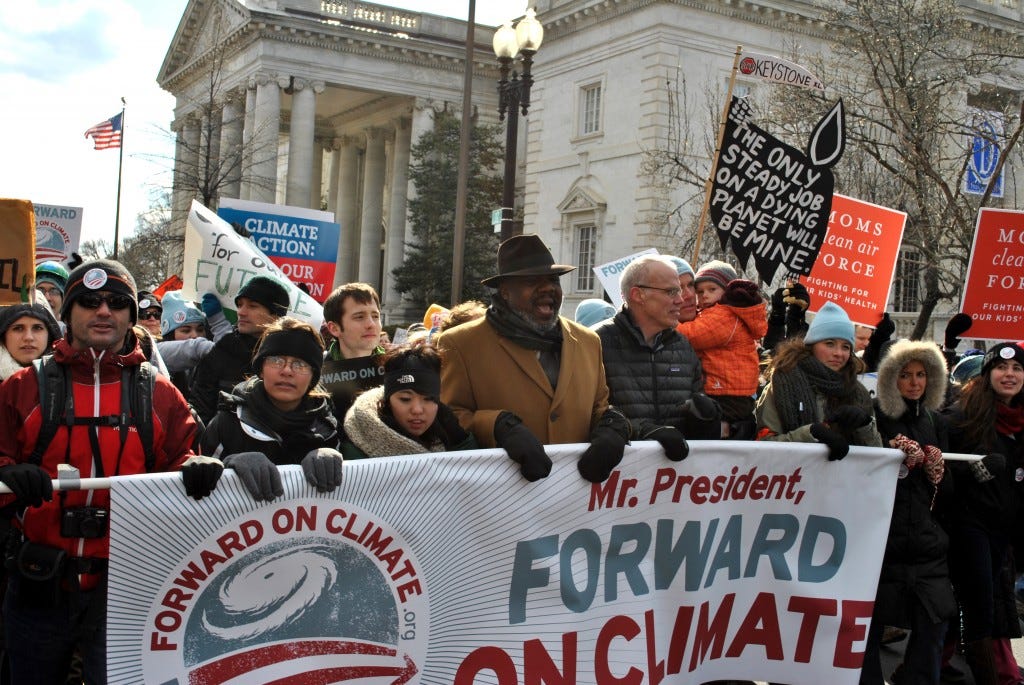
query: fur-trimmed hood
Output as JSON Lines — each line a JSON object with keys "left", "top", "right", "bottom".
{"left": 875, "top": 339, "right": 948, "bottom": 419}
{"left": 343, "top": 385, "right": 443, "bottom": 458}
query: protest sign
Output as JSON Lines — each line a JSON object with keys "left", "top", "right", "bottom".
{"left": 961, "top": 207, "right": 1024, "bottom": 339}
{"left": 710, "top": 96, "right": 845, "bottom": 284}
{"left": 0, "top": 199, "right": 35, "bottom": 305}
{"left": 32, "top": 203, "right": 82, "bottom": 265}
{"left": 593, "top": 248, "right": 658, "bottom": 308}
{"left": 181, "top": 200, "right": 324, "bottom": 328}
{"left": 802, "top": 194, "right": 906, "bottom": 326}
{"left": 218, "top": 198, "right": 340, "bottom": 303}
{"left": 738, "top": 51, "right": 825, "bottom": 92}
{"left": 109, "top": 441, "right": 899, "bottom": 684}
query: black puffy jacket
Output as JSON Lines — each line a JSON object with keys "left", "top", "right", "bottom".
{"left": 872, "top": 339, "right": 956, "bottom": 626}
{"left": 593, "top": 308, "right": 703, "bottom": 436}
{"left": 188, "top": 330, "right": 259, "bottom": 424}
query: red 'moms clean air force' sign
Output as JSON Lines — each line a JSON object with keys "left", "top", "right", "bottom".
{"left": 962, "top": 207, "right": 1024, "bottom": 340}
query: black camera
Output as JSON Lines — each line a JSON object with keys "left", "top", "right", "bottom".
{"left": 60, "top": 507, "right": 109, "bottom": 539}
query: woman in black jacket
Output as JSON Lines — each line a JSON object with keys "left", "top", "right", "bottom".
{"left": 860, "top": 340, "right": 954, "bottom": 685}
{"left": 941, "top": 342, "right": 1024, "bottom": 685}
{"left": 201, "top": 317, "right": 343, "bottom": 501}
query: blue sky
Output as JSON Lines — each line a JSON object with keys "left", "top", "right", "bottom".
{"left": 0, "top": 0, "right": 520, "bottom": 253}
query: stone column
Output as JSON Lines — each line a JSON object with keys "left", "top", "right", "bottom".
{"left": 383, "top": 117, "right": 412, "bottom": 310}
{"left": 286, "top": 78, "right": 323, "bottom": 208}
{"left": 334, "top": 135, "right": 362, "bottom": 286}
{"left": 200, "top": 112, "right": 221, "bottom": 205}
{"left": 310, "top": 140, "right": 325, "bottom": 210}
{"left": 357, "top": 127, "right": 387, "bottom": 287}
{"left": 219, "top": 91, "right": 244, "bottom": 200}
{"left": 240, "top": 79, "right": 257, "bottom": 200}
{"left": 172, "top": 116, "right": 200, "bottom": 218}
{"left": 250, "top": 73, "right": 286, "bottom": 204}
{"left": 327, "top": 139, "right": 341, "bottom": 214}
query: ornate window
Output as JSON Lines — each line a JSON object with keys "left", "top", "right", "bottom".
{"left": 575, "top": 225, "right": 597, "bottom": 291}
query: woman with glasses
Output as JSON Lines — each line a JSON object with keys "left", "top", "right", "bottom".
{"left": 342, "top": 343, "right": 476, "bottom": 459}
{"left": 200, "top": 317, "right": 344, "bottom": 501}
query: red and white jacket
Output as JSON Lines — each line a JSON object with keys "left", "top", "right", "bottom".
{"left": 0, "top": 336, "right": 196, "bottom": 584}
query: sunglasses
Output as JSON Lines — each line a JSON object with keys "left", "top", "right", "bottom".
{"left": 139, "top": 310, "right": 161, "bottom": 320}
{"left": 77, "top": 292, "right": 134, "bottom": 311}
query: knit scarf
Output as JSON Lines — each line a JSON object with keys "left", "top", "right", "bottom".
{"left": 772, "top": 356, "right": 871, "bottom": 433}
{"left": 245, "top": 380, "right": 330, "bottom": 438}
{"left": 996, "top": 402, "right": 1024, "bottom": 437}
{"left": 486, "top": 294, "right": 563, "bottom": 388}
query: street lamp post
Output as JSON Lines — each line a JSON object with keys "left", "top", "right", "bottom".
{"left": 493, "top": 8, "right": 543, "bottom": 242}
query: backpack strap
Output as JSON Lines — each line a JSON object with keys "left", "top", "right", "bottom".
{"left": 132, "top": 361, "right": 157, "bottom": 472}
{"left": 27, "top": 357, "right": 157, "bottom": 472}
{"left": 28, "top": 356, "right": 73, "bottom": 466}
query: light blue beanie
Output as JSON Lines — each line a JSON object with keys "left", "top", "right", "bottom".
{"left": 804, "top": 301, "right": 855, "bottom": 346}
{"left": 160, "top": 291, "right": 206, "bottom": 336}
{"left": 575, "top": 299, "right": 615, "bottom": 328}
{"left": 667, "top": 256, "right": 695, "bottom": 278}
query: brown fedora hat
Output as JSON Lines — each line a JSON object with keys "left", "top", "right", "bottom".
{"left": 481, "top": 234, "right": 576, "bottom": 287}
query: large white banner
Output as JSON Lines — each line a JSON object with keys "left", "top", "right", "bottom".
{"left": 181, "top": 200, "right": 324, "bottom": 328}
{"left": 108, "top": 441, "right": 899, "bottom": 684}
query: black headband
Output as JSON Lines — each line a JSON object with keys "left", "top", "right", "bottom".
{"left": 384, "top": 363, "right": 441, "bottom": 401}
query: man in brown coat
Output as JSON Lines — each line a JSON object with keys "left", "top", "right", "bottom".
{"left": 438, "top": 234, "right": 630, "bottom": 483}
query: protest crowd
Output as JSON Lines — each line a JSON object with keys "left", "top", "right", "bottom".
{"left": 0, "top": 232, "right": 1020, "bottom": 685}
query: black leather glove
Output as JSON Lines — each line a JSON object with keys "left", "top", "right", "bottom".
{"left": 223, "top": 452, "right": 283, "bottom": 501}
{"left": 971, "top": 453, "right": 1005, "bottom": 483}
{"left": 66, "top": 252, "right": 83, "bottom": 270}
{"left": 945, "top": 313, "right": 973, "bottom": 350}
{"left": 181, "top": 455, "right": 224, "bottom": 500}
{"left": 810, "top": 423, "right": 850, "bottom": 461}
{"left": 494, "top": 412, "right": 551, "bottom": 482}
{"left": 301, "top": 448, "right": 344, "bottom": 493}
{"left": 0, "top": 464, "right": 53, "bottom": 508}
{"left": 769, "top": 287, "right": 787, "bottom": 322}
{"left": 680, "top": 393, "right": 723, "bottom": 440}
{"left": 721, "top": 280, "right": 762, "bottom": 308}
{"left": 642, "top": 425, "right": 688, "bottom": 462}
{"left": 436, "top": 403, "right": 470, "bottom": 446}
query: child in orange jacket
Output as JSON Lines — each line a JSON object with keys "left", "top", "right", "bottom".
{"left": 676, "top": 260, "right": 767, "bottom": 439}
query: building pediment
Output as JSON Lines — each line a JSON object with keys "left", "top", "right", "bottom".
{"left": 158, "top": 0, "right": 251, "bottom": 88}
{"left": 557, "top": 184, "right": 607, "bottom": 214}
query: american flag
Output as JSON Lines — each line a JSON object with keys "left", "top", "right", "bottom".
{"left": 84, "top": 112, "right": 122, "bottom": 150}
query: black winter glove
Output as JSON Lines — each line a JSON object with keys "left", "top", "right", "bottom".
{"left": 0, "top": 464, "right": 53, "bottom": 508}
{"left": 871, "top": 313, "right": 896, "bottom": 344}
{"left": 680, "top": 393, "right": 723, "bottom": 440}
{"left": 223, "top": 452, "right": 283, "bottom": 501}
{"left": 721, "top": 280, "right": 762, "bottom": 308}
{"left": 301, "top": 448, "right": 344, "bottom": 493}
{"left": 436, "top": 403, "right": 471, "bottom": 446}
{"left": 770, "top": 287, "right": 787, "bottom": 320}
{"left": 642, "top": 425, "right": 689, "bottom": 462}
{"left": 180, "top": 455, "right": 224, "bottom": 500}
{"left": 810, "top": 423, "right": 850, "bottom": 461}
{"left": 784, "top": 282, "right": 810, "bottom": 311}
{"left": 494, "top": 412, "right": 551, "bottom": 482}
{"left": 970, "top": 453, "right": 1005, "bottom": 483}
{"left": 578, "top": 408, "right": 631, "bottom": 482}
{"left": 945, "top": 313, "right": 973, "bottom": 350}
{"left": 66, "top": 252, "right": 83, "bottom": 271}
{"left": 826, "top": 406, "right": 873, "bottom": 430}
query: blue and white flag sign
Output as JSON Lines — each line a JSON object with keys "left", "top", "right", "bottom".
{"left": 108, "top": 442, "right": 899, "bottom": 685}
{"left": 965, "top": 108, "right": 1004, "bottom": 198}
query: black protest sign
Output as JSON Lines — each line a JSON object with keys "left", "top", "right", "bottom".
{"left": 321, "top": 354, "right": 385, "bottom": 421}
{"left": 710, "top": 96, "right": 845, "bottom": 283}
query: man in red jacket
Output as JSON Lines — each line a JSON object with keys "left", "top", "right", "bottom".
{"left": 0, "top": 259, "right": 219, "bottom": 685}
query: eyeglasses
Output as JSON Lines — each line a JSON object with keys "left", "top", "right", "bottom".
{"left": 77, "top": 292, "right": 134, "bottom": 310}
{"left": 263, "top": 355, "right": 313, "bottom": 374}
{"left": 139, "top": 310, "right": 161, "bottom": 320}
{"left": 635, "top": 284, "right": 683, "bottom": 298}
